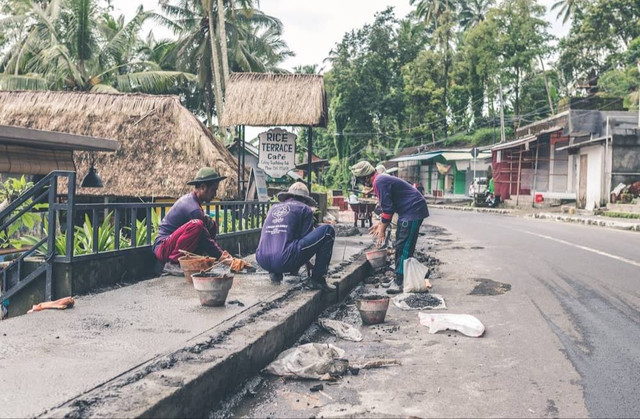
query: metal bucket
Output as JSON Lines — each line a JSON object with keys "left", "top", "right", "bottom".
{"left": 191, "top": 273, "right": 234, "bottom": 306}
{"left": 178, "top": 255, "right": 216, "bottom": 283}
{"left": 365, "top": 249, "right": 387, "bottom": 270}
{"left": 356, "top": 295, "right": 390, "bottom": 325}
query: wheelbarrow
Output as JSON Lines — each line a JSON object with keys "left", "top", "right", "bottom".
{"left": 349, "top": 201, "right": 377, "bottom": 228}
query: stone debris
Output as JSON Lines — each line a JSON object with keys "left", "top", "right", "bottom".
{"left": 393, "top": 293, "right": 446, "bottom": 310}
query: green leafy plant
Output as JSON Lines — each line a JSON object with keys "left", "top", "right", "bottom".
{"left": 0, "top": 176, "right": 45, "bottom": 250}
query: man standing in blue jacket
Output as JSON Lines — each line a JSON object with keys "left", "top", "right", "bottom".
{"left": 351, "top": 161, "right": 429, "bottom": 293}
{"left": 256, "top": 182, "right": 336, "bottom": 291}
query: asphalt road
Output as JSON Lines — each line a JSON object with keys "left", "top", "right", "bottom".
{"left": 427, "top": 209, "right": 640, "bottom": 418}
{"left": 225, "top": 209, "right": 640, "bottom": 418}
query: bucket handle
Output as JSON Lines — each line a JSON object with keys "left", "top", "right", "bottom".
{"left": 179, "top": 249, "right": 205, "bottom": 258}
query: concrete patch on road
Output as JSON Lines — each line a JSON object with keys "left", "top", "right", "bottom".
{"left": 469, "top": 278, "right": 512, "bottom": 296}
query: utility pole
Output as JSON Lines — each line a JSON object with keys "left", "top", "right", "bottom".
{"left": 637, "top": 61, "right": 640, "bottom": 127}
{"left": 499, "top": 81, "right": 506, "bottom": 143}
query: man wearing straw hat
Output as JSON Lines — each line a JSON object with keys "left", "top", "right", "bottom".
{"left": 351, "top": 161, "right": 429, "bottom": 294}
{"left": 256, "top": 182, "right": 336, "bottom": 291}
{"left": 153, "top": 167, "right": 232, "bottom": 274}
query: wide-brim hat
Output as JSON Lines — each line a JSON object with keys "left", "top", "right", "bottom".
{"left": 187, "top": 167, "right": 227, "bottom": 185}
{"left": 277, "top": 182, "right": 317, "bottom": 207}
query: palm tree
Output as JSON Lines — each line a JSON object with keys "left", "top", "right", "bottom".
{"left": 0, "top": 0, "right": 195, "bottom": 93}
{"left": 459, "top": 0, "right": 494, "bottom": 30}
{"left": 160, "top": 0, "right": 291, "bottom": 122}
{"left": 551, "top": 0, "right": 580, "bottom": 24}
{"left": 410, "top": 0, "right": 458, "bottom": 135}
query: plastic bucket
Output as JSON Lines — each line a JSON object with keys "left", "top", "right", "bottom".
{"left": 365, "top": 249, "right": 387, "bottom": 270}
{"left": 191, "top": 273, "right": 234, "bottom": 306}
{"left": 356, "top": 295, "right": 390, "bottom": 325}
{"left": 178, "top": 255, "right": 216, "bottom": 283}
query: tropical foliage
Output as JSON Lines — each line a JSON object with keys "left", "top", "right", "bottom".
{"left": 308, "top": 0, "right": 640, "bottom": 188}
{"left": 0, "top": 0, "right": 293, "bottom": 125}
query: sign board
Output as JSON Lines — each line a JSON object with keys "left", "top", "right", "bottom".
{"left": 245, "top": 167, "right": 270, "bottom": 202}
{"left": 470, "top": 147, "right": 480, "bottom": 158}
{"left": 258, "top": 128, "right": 296, "bottom": 178}
{"left": 436, "top": 162, "right": 451, "bottom": 175}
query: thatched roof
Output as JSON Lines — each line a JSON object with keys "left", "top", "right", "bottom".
{"left": 0, "top": 91, "right": 240, "bottom": 199}
{"left": 221, "top": 73, "right": 328, "bottom": 127}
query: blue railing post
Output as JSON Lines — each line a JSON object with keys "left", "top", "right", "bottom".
{"left": 45, "top": 175, "right": 57, "bottom": 301}
{"left": 114, "top": 209, "right": 121, "bottom": 250}
{"left": 146, "top": 207, "right": 152, "bottom": 246}
{"left": 66, "top": 173, "right": 75, "bottom": 262}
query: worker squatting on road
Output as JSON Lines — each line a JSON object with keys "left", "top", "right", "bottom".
{"left": 152, "top": 167, "right": 233, "bottom": 274}
{"left": 256, "top": 182, "right": 336, "bottom": 292}
{"left": 350, "top": 160, "right": 430, "bottom": 294}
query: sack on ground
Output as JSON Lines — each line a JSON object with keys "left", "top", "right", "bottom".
{"left": 264, "top": 343, "right": 349, "bottom": 380}
{"left": 403, "top": 257, "right": 431, "bottom": 293}
{"left": 418, "top": 313, "right": 485, "bottom": 337}
{"left": 318, "top": 318, "right": 363, "bottom": 342}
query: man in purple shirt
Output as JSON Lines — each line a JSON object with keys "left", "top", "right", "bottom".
{"left": 351, "top": 160, "right": 429, "bottom": 294}
{"left": 153, "top": 168, "right": 230, "bottom": 273}
{"left": 256, "top": 182, "right": 336, "bottom": 291}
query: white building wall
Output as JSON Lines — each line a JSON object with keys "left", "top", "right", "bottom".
{"left": 581, "top": 145, "right": 604, "bottom": 210}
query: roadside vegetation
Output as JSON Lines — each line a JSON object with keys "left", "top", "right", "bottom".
{"left": 1, "top": 0, "right": 639, "bottom": 190}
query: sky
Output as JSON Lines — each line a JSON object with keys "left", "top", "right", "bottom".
{"left": 112, "top": 0, "right": 571, "bottom": 73}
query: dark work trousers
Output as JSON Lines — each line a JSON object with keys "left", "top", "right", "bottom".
{"left": 394, "top": 219, "right": 424, "bottom": 285}
{"left": 294, "top": 224, "right": 336, "bottom": 279}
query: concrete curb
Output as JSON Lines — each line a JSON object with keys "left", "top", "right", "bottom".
{"left": 43, "top": 256, "right": 371, "bottom": 418}
{"left": 433, "top": 205, "right": 513, "bottom": 215}
{"left": 530, "top": 212, "right": 640, "bottom": 232}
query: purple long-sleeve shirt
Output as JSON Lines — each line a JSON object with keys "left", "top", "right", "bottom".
{"left": 256, "top": 199, "right": 314, "bottom": 272}
{"left": 373, "top": 174, "right": 429, "bottom": 224}
{"left": 152, "top": 192, "right": 223, "bottom": 257}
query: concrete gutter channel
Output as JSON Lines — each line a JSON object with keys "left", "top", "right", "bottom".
{"left": 43, "top": 252, "right": 371, "bottom": 418}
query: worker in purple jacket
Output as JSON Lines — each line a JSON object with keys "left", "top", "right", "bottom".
{"left": 153, "top": 168, "right": 232, "bottom": 275}
{"left": 256, "top": 182, "right": 336, "bottom": 291}
{"left": 351, "top": 161, "right": 429, "bottom": 294}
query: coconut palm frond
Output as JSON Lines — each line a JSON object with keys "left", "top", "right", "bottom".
{"left": 115, "top": 70, "right": 196, "bottom": 93}
{"left": 99, "top": 8, "right": 151, "bottom": 64}
{"left": 0, "top": 74, "right": 49, "bottom": 90}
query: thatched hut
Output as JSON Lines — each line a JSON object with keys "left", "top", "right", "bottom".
{"left": 0, "top": 91, "right": 240, "bottom": 200}
{"left": 221, "top": 73, "right": 328, "bottom": 127}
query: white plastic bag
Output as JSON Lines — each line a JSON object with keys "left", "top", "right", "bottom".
{"left": 318, "top": 318, "right": 363, "bottom": 342}
{"left": 418, "top": 313, "right": 485, "bottom": 337}
{"left": 264, "top": 343, "right": 349, "bottom": 380}
{"left": 403, "top": 257, "right": 432, "bottom": 293}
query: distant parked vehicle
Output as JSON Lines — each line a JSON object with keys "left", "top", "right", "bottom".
{"left": 468, "top": 177, "right": 488, "bottom": 197}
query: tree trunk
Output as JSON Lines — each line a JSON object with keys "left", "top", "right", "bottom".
{"left": 217, "top": 0, "right": 230, "bottom": 85}
{"left": 514, "top": 68, "right": 520, "bottom": 130}
{"left": 442, "top": 34, "right": 449, "bottom": 136}
{"left": 538, "top": 56, "right": 555, "bottom": 115}
{"left": 204, "top": 0, "right": 224, "bottom": 125}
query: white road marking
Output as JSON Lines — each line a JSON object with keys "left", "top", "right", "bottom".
{"left": 516, "top": 229, "right": 640, "bottom": 269}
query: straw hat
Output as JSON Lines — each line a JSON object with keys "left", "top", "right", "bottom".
{"left": 187, "top": 167, "right": 227, "bottom": 185}
{"left": 277, "top": 182, "right": 317, "bottom": 207}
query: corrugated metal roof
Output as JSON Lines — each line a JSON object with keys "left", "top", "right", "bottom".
{"left": 389, "top": 151, "right": 441, "bottom": 162}
{"left": 440, "top": 151, "right": 491, "bottom": 161}
{"left": 491, "top": 135, "right": 536, "bottom": 151}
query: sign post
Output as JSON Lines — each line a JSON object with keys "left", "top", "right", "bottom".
{"left": 245, "top": 167, "right": 269, "bottom": 202}
{"left": 258, "top": 128, "right": 297, "bottom": 179}
{"left": 470, "top": 147, "right": 480, "bottom": 193}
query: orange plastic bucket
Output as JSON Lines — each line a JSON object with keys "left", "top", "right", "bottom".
{"left": 178, "top": 255, "right": 216, "bottom": 283}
